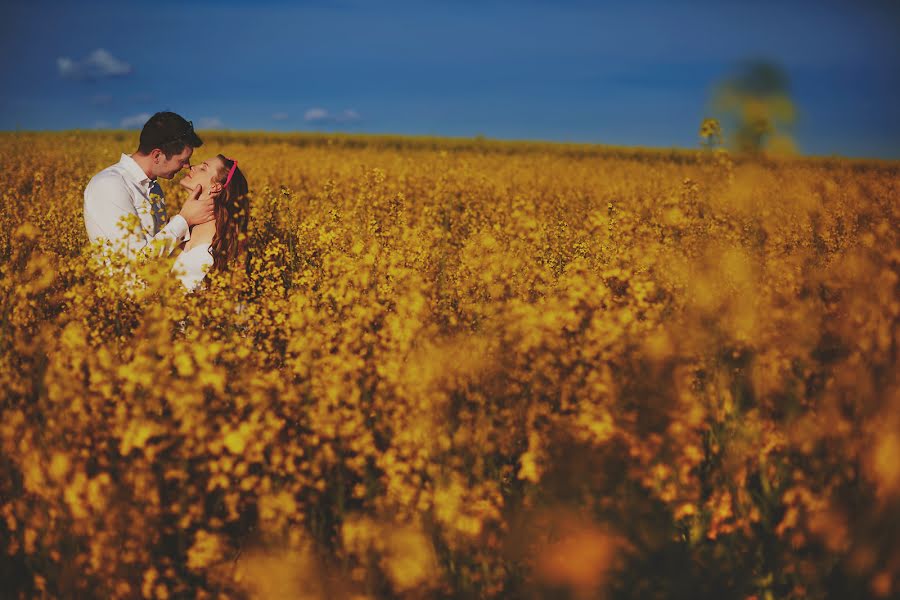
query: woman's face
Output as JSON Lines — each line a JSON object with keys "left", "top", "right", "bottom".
{"left": 179, "top": 156, "right": 225, "bottom": 194}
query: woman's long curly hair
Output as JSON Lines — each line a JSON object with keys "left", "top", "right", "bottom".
{"left": 209, "top": 155, "right": 249, "bottom": 273}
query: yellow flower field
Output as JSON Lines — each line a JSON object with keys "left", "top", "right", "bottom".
{"left": 1, "top": 131, "right": 898, "bottom": 599}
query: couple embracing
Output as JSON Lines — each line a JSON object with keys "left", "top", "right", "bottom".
{"left": 83, "top": 111, "right": 249, "bottom": 291}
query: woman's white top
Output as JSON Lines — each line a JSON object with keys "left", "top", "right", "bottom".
{"left": 172, "top": 243, "right": 213, "bottom": 292}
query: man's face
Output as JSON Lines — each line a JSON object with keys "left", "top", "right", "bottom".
{"left": 154, "top": 146, "right": 193, "bottom": 179}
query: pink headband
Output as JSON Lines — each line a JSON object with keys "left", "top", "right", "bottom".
{"left": 223, "top": 159, "right": 238, "bottom": 188}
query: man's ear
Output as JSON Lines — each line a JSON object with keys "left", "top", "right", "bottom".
{"left": 150, "top": 148, "right": 163, "bottom": 163}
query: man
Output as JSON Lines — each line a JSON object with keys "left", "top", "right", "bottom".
{"left": 84, "top": 111, "right": 214, "bottom": 259}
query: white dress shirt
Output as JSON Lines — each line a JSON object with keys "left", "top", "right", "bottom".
{"left": 172, "top": 243, "right": 214, "bottom": 292}
{"left": 84, "top": 153, "right": 190, "bottom": 259}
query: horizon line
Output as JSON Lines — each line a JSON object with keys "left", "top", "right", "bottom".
{"left": 1, "top": 128, "right": 897, "bottom": 163}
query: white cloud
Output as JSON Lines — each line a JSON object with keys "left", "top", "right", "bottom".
{"left": 120, "top": 114, "right": 223, "bottom": 131}
{"left": 120, "top": 112, "right": 151, "bottom": 129}
{"left": 304, "top": 107, "right": 362, "bottom": 124}
{"left": 197, "top": 117, "right": 224, "bottom": 129}
{"left": 304, "top": 107, "right": 329, "bottom": 122}
{"left": 272, "top": 112, "right": 289, "bottom": 121}
{"left": 58, "top": 49, "right": 132, "bottom": 81}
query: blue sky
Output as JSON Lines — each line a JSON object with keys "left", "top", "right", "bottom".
{"left": 2, "top": 0, "right": 898, "bottom": 158}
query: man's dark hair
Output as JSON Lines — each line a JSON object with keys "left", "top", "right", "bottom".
{"left": 137, "top": 111, "right": 203, "bottom": 158}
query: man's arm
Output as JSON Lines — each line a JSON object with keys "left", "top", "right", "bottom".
{"left": 84, "top": 175, "right": 195, "bottom": 259}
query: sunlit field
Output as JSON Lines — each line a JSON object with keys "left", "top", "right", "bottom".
{"left": 1, "top": 131, "right": 898, "bottom": 599}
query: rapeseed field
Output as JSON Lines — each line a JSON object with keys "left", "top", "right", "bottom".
{"left": 1, "top": 131, "right": 897, "bottom": 599}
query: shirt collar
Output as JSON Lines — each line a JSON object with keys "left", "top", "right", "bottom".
{"left": 118, "top": 153, "right": 156, "bottom": 187}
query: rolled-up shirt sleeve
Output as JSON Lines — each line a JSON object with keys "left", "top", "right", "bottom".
{"left": 84, "top": 175, "right": 189, "bottom": 259}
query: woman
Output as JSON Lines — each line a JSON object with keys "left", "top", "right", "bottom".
{"left": 173, "top": 154, "right": 249, "bottom": 291}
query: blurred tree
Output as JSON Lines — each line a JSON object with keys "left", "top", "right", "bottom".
{"left": 711, "top": 60, "right": 798, "bottom": 155}
{"left": 699, "top": 118, "right": 723, "bottom": 150}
